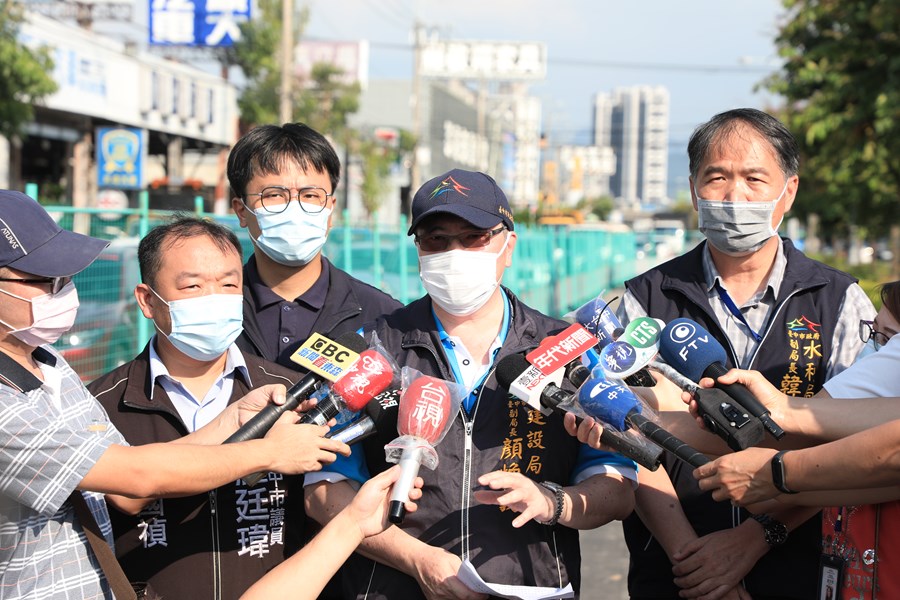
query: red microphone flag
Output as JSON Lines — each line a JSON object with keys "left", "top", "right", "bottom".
{"left": 332, "top": 349, "right": 395, "bottom": 411}
{"left": 398, "top": 376, "right": 452, "bottom": 444}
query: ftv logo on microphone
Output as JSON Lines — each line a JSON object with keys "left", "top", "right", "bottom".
{"left": 666, "top": 321, "right": 709, "bottom": 362}
{"left": 291, "top": 333, "right": 361, "bottom": 381}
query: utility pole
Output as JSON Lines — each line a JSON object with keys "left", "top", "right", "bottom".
{"left": 279, "top": 0, "right": 293, "bottom": 124}
{"left": 410, "top": 21, "right": 423, "bottom": 192}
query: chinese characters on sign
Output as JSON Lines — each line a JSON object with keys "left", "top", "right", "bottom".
{"left": 96, "top": 127, "right": 146, "bottom": 190}
{"left": 149, "top": 0, "right": 251, "bottom": 47}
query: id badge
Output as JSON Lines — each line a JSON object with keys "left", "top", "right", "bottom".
{"left": 817, "top": 553, "right": 845, "bottom": 600}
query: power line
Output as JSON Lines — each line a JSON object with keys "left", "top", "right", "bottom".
{"left": 357, "top": 40, "right": 777, "bottom": 74}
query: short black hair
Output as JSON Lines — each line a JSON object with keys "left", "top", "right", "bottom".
{"left": 688, "top": 108, "right": 800, "bottom": 180}
{"left": 226, "top": 123, "right": 341, "bottom": 198}
{"left": 138, "top": 215, "right": 243, "bottom": 288}
{"left": 881, "top": 281, "right": 900, "bottom": 323}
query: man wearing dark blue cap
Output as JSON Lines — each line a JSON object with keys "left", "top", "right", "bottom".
{"left": 305, "top": 169, "right": 637, "bottom": 599}
{"left": 0, "top": 190, "right": 350, "bottom": 600}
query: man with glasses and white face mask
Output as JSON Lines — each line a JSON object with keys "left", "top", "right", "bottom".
{"left": 228, "top": 123, "right": 401, "bottom": 370}
{"left": 0, "top": 193, "right": 350, "bottom": 600}
{"left": 305, "top": 168, "right": 637, "bottom": 599}
{"left": 88, "top": 217, "right": 346, "bottom": 600}
{"left": 613, "top": 109, "right": 875, "bottom": 600}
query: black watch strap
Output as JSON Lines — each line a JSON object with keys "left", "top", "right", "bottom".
{"left": 771, "top": 450, "right": 797, "bottom": 494}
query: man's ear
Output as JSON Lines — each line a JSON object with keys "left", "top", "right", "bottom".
{"left": 783, "top": 175, "right": 799, "bottom": 213}
{"left": 134, "top": 283, "right": 157, "bottom": 320}
{"left": 233, "top": 197, "right": 250, "bottom": 227}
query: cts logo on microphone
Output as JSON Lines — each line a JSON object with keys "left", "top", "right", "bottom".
{"left": 291, "top": 333, "right": 361, "bottom": 381}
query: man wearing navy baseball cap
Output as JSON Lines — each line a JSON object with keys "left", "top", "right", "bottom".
{"left": 0, "top": 191, "right": 351, "bottom": 600}
{"left": 306, "top": 169, "right": 636, "bottom": 598}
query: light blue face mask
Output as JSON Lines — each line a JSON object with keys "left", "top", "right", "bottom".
{"left": 249, "top": 201, "right": 332, "bottom": 267}
{"left": 151, "top": 289, "right": 244, "bottom": 361}
{"left": 855, "top": 337, "right": 879, "bottom": 362}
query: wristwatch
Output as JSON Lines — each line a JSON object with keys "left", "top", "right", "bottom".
{"left": 770, "top": 450, "right": 798, "bottom": 494}
{"left": 751, "top": 513, "right": 789, "bottom": 547}
{"left": 536, "top": 481, "right": 565, "bottom": 527}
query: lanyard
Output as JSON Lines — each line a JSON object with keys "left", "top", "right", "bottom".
{"left": 715, "top": 282, "right": 763, "bottom": 343}
{"left": 432, "top": 291, "right": 511, "bottom": 413}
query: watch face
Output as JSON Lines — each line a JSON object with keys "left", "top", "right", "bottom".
{"left": 766, "top": 522, "right": 789, "bottom": 546}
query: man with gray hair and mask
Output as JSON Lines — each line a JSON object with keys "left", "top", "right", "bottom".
{"left": 615, "top": 108, "right": 874, "bottom": 600}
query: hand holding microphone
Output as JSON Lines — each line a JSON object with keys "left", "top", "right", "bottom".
{"left": 577, "top": 377, "right": 710, "bottom": 468}
{"left": 497, "top": 354, "right": 665, "bottom": 470}
{"left": 224, "top": 331, "right": 368, "bottom": 444}
{"left": 659, "top": 318, "right": 783, "bottom": 443}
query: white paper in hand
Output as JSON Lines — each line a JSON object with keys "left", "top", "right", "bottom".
{"left": 456, "top": 559, "right": 575, "bottom": 600}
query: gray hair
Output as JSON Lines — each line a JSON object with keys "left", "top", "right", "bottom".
{"left": 688, "top": 108, "right": 800, "bottom": 180}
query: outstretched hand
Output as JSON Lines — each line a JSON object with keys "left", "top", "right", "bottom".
{"left": 349, "top": 465, "right": 423, "bottom": 538}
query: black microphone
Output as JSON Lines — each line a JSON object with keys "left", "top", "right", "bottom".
{"left": 658, "top": 318, "right": 785, "bottom": 440}
{"left": 496, "top": 355, "right": 664, "bottom": 471}
{"left": 224, "top": 332, "right": 368, "bottom": 444}
{"left": 578, "top": 377, "right": 709, "bottom": 468}
{"left": 326, "top": 389, "right": 400, "bottom": 445}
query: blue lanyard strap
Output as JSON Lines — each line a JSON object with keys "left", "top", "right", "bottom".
{"left": 715, "top": 282, "right": 763, "bottom": 343}
{"left": 432, "top": 291, "right": 511, "bottom": 413}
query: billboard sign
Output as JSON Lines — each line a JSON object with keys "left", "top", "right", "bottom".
{"left": 420, "top": 40, "right": 546, "bottom": 81}
{"left": 149, "top": 0, "right": 250, "bottom": 47}
{"left": 96, "top": 127, "right": 146, "bottom": 190}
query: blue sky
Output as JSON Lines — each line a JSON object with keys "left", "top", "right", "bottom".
{"left": 302, "top": 0, "right": 787, "bottom": 149}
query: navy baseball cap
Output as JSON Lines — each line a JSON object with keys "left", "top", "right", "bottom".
{"left": 0, "top": 190, "right": 109, "bottom": 277}
{"left": 408, "top": 169, "right": 515, "bottom": 235}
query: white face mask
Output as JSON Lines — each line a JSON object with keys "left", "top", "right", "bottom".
{"left": 249, "top": 201, "right": 332, "bottom": 267}
{"left": 697, "top": 183, "right": 788, "bottom": 257}
{"left": 419, "top": 233, "right": 510, "bottom": 316}
{"left": 151, "top": 288, "right": 244, "bottom": 361}
{"left": 0, "top": 281, "right": 80, "bottom": 346}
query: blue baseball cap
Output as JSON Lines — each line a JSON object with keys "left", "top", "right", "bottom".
{"left": 0, "top": 190, "right": 109, "bottom": 277}
{"left": 408, "top": 169, "right": 515, "bottom": 235}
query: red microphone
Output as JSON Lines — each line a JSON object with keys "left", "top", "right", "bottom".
{"left": 388, "top": 376, "right": 453, "bottom": 523}
{"left": 301, "top": 349, "right": 395, "bottom": 424}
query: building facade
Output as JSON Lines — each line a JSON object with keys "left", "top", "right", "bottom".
{"left": 593, "top": 85, "right": 669, "bottom": 210}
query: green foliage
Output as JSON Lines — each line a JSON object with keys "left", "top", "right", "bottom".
{"left": 0, "top": 3, "right": 57, "bottom": 138}
{"left": 357, "top": 139, "right": 392, "bottom": 217}
{"left": 765, "top": 0, "right": 900, "bottom": 240}
{"left": 294, "top": 63, "right": 360, "bottom": 138}
{"left": 227, "top": 1, "right": 360, "bottom": 135}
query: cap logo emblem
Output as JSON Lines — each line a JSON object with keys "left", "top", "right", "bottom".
{"left": 429, "top": 176, "right": 470, "bottom": 201}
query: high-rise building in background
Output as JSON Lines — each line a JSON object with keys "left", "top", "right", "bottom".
{"left": 593, "top": 86, "right": 669, "bottom": 210}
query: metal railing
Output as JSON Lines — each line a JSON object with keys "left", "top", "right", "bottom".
{"left": 31, "top": 191, "right": 638, "bottom": 382}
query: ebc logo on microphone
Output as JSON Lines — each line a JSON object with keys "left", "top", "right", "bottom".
{"left": 291, "top": 333, "right": 361, "bottom": 382}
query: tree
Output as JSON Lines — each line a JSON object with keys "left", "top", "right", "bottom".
{"left": 765, "top": 0, "right": 900, "bottom": 241}
{"left": 226, "top": 0, "right": 360, "bottom": 136}
{"left": 0, "top": 2, "right": 57, "bottom": 138}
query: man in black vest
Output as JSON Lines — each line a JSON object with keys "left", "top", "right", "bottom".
{"left": 616, "top": 109, "right": 875, "bottom": 600}
{"left": 305, "top": 169, "right": 637, "bottom": 599}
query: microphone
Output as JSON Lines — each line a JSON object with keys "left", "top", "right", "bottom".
{"left": 300, "top": 349, "right": 395, "bottom": 426}
{"left": 658, "top": 318, "right": 784, "bottom": 440}
{"left": 497, "top": 354, "right": 664, "bottom": 471}
{"left": 578, "top": 378, "right": 710, "bottom": 468}
{"left": 576, "top": 305, "right": 656, "bottom": 387}
{"left": 326, "top": 389, "right": 400, "bottom": 445}
{"left": 388, "top": 376, "right": 453, "bottom": 523}
{"left": 223, "top": 331, "right": 368, "bottom": 444}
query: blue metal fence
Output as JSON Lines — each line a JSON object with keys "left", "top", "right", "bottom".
{"left": 34, "top": 192, "right": 638, "bottom": 382}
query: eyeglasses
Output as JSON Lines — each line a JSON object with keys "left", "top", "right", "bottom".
{"left": 0, "top": 276, "right": 71, "bottom": 295}
{"left": 243, "top": 186, "right": 332, "bottom": 214}
{"left": 859, "top": 319, "right": 890, "bottom": 349}
{"left": 414, "top": 226, "right": 507, "bottom": 253}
